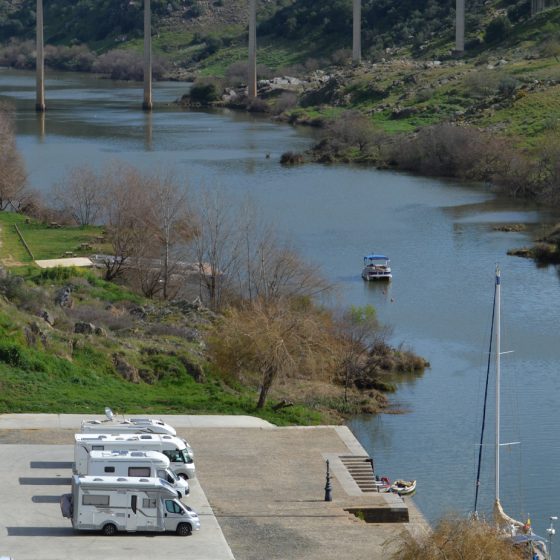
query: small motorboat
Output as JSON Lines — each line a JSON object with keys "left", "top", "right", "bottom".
{"left": 390, "top": 479, "right": 416, "bottom": 495}
{"left": 362, "top": 254, "right": 392, "bottom": 281}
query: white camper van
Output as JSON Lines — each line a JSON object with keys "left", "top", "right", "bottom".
{"left": 74, "top": 434, "right": 196, "bottom": 479}
{"left": 82, "top": 417, "right": 176, "bottom": 436}
{"left": 85, "top": 450, "right": 189, "bottom": 497}
{"left": 80, "top": 417, "right": 194, "bottom": 456}
{"left": 60, "top": 475, "right": 200, "bottom": 536}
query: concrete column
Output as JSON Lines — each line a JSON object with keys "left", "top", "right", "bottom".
{"left": 455, "top": 0, "right": 465, "bottom": 54}
{"left": 35, "top": 0, "right": 45, "bottom": 112}
{"left": 143, "top": 0, "right": 153, "bottom": 111}
{"left": 248, "top": 0, "right": 257, "bottom": 99}
{"left": 352, "top": 0, "right": 362, "bottom": 65}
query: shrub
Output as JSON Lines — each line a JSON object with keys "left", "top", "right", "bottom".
{"left": 280, "top": 151, "right": 305, "bottom": 165}
{"left": 92, "top": 50, "right": 167, "bottom": 81}
{"left": 498, "top": 75, "right": 518, "bottom": 97}
{"left": 247, "top": 98, "right": 269, "bottom": 113}
{"left": 224, "top": 61, "right": 248, "bottom": 87}
{"left": 415, "top": 88, "right": 435, "bottom": 102}
{"left": 188, "top": 80, "right": 221, "bottom": 104}
{"left": 0, "top": 274, "right": 26, "bottom": 301}
{"left": 330, "top": 49, "right": 352, "bottom": 66}
{"left": 272, "top": 92, "right": 298, "bottom": 115}
{"left": 485, "top": 16, "right": 512, "bottom": 43}
{"left": 463, "top": 70, "right": 500, "bottom": 98}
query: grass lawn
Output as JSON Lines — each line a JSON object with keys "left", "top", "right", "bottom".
{"left": 0, "top": 213, "right": 110, "bottom": 264}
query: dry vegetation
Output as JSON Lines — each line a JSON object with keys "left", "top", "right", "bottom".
{"left": 391, "top": 516, "right": 525, "bottom": 560}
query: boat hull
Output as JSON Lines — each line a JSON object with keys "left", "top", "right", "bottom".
{"left": 390, "top": 479, "right": 416, "bottom": 495}
{"left": 361, "top": 269, "right": 392, "bottom": 281}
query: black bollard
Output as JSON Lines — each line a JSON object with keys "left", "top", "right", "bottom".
{"left": 324, "top": 459, "right": 332, "bottom": 502}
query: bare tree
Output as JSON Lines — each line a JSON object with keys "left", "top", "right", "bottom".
{"left": 232, "top": 200, "right": 332, "bottom": 304}
{"left": 144, "top": 171, "right": 192, "bottom": 299}
{"left": 52, "top": 165, "right": 104, "bottom": 226}
{"left": 334, "top": 305, "right": 385, "bottom": 402}
{"left": 100, "top": 163, "right": 149, "bottom": 281}
{"left": 190, "top": 189, "right": 243, "bottom": 310}
{"left": 0, "top": 106, "right": 28, "bottom": 211}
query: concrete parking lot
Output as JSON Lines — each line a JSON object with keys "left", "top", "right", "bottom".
{"left": 0, "top": 444, "right": 234, "bottom": 560}
{"left": 0, "top": 416, "right": 427, "bottom": 560}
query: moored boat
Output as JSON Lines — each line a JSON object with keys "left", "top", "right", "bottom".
{"left": 361, "top": 254, "right": 392, "bottom": 281}
{"left": 390, "top": 479, "right": 416, "bottom": 495}
{"left": 473, "top": 267, "right": 550, "bottom": 559}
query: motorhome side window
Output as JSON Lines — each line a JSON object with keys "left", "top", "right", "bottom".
{"left": 142, "top": 498, "right": 157, "bottom": 509}
{"left": 128, "top": 467, "right": 151, "bottom": 477}
{"left": 104, "top": 466, "right": 115, "bottom": 473}
{"left": 165, "top": 500, "right": 183, "bottom": 514}
{"left": 83, "top": 495, "right": 109, "bottom": 506}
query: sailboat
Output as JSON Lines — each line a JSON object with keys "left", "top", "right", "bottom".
{"left": 473, "top": 267, "right": 549, "bottom": 559}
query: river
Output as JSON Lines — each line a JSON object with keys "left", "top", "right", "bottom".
{"left": 2, "top": 68, "right": 560, "bottom": 536}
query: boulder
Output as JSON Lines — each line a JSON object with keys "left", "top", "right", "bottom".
{"left": 55, "top": 286, "right": 73, "bottom": 308}
{"left": 112, "top": 354, "right": 140, "bottom": 383}
{"left": 74, "top": 322, "right": 95, "bottom": 335}
{"left": 39, "top": 310, "right": 55, "bottom": 326}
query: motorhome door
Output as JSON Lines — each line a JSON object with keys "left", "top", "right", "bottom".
{"left": 127, "top": 494, "right": 138, "bottom": 531}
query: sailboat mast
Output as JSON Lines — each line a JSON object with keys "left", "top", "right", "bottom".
{"left": 495, "top": 266, "right": 501, "bottom": 503}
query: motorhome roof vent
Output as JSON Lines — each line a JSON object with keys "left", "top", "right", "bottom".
{"left": 139, "top": 435, "right": 153, "bottom": 439}
{"left": 117, "top": 477, "right": 127, "bottom": 482}
{"left": 130, "top": 451, "right": 145, "bottom": 457}
{"left": 90, "top": 420, "right": 101, "bottom": 424}
{"left": 93, "top": 477, "right": 103, "bottom": 481}
{"left": 162, "top": 435, "right": 171, "bottom": 440}
{"left": 139, "top": 478, "right": 149, "bottom": 482}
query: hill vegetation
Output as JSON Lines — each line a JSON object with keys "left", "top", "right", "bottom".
{"left": 0, "top": 102, "right": 429, "bottom": 421}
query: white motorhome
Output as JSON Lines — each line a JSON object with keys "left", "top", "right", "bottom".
{"left": 60, "top": 475, "right": 200, "bottom": 536}
{"left": 85, "top": 450, "right": 189, "bottom": 497}
{"left": 82, "top": 417, "right": 175, "bottom": 436}
{"left": 80, "top": 418, "right": 194, "bottom": 456}
{"left": 74, "top": 434, "right": 196, "bottom": 479}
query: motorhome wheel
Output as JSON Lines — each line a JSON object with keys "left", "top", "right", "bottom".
{"left": 176, "top": 523, "right": 192, "bottom": 536}
{"left": 102, "top": 523, "right": 117, "bottom": 536}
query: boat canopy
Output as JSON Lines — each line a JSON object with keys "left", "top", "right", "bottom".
{"left": 364, "top": 254, "right": 389, "bottom": 260}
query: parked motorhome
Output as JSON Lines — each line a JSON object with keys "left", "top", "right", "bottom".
{"left": 85, "top": 450, "right": 189, "bottom": 497}
{"left": 80, "top": 418, "right": 194, "bottom": 456}
{"left": 81, "top": 417, "right": 176, "bottom": 436}
{"left": 60, "top": 475, "right": 200, "bottom": 536}
{"left": 74, "top": 434, "right": 196, "bottom": 479}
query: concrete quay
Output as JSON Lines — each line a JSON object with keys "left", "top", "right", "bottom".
{"left": 0, "top": 414, "right": 428, "bottom": 560}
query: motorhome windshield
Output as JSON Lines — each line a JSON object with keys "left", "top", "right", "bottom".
{"left": 162, "top": 448, "right": 193, "bottom": 464}
{"left": 167, "top": 469, "right": 179, "bottom": 482}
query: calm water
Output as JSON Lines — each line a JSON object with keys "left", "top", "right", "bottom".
{"left": 2, "top": 68, "right": 560, "bottom": 535}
